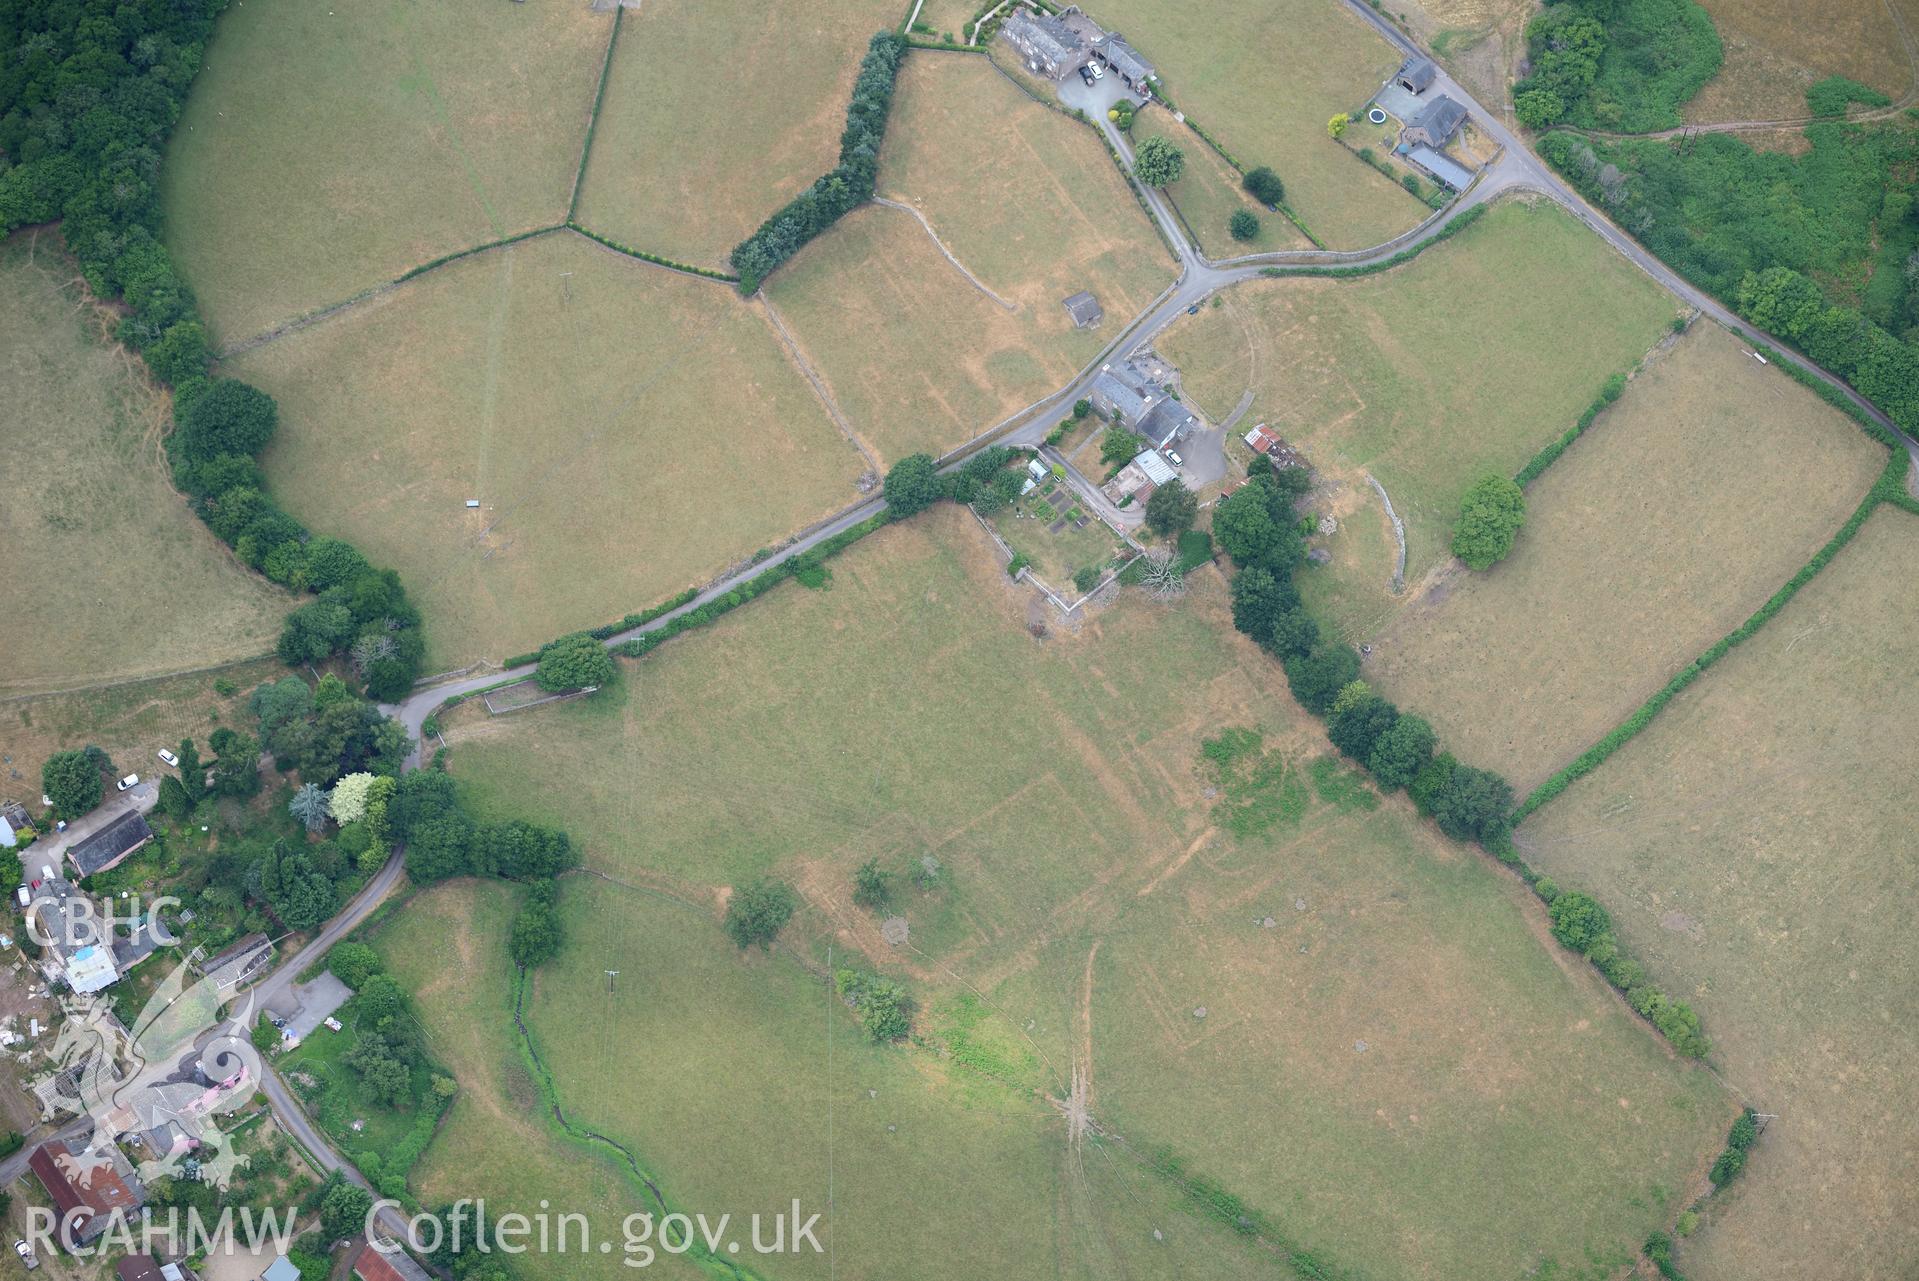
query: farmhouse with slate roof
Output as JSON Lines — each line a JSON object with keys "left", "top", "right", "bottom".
{"left": 1403, "top": 95, "right": 1468, "bottom": 148}
{"left": 1000, "top": 9, "right": 1085, "bottom": 79}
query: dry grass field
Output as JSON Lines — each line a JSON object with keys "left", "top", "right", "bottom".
{"left": 1517, "top": 508, "right": 1919, "bottom": 1281}
{"left": 1687, "top": 0, "right": 1916, "bottom": 124}
{"left": 0, "top": 232, "right": 290, "bottom": 698}
{"left": 373, "top": 880, "right": 708, "bottom": 1281}
{"left": 163, "top": 0, "right": 608, "bottom": 347}
{"left": 1364, "top": 322, "right": 1890, "bottom": 794}
{"left": 0, "top": 656, "right": 283, "bottom": 799}
{"left": 1128, "top": 117, "right": 1309, "bottom": 257}
{"left": 571, "top": 0, "right": 903, "bottom": 273}
{"left": 442, "top": 507, "right": 1732, "bottom": 1281}
{"left": 1159, "top": 198, "right": 1678, "bottom": 638}
{"left": 232, "top": 231, "right": 865, "bottom": 669}
{"left": 768, "top": 56, "right": 1173, "bottom": 462}
{"left": 1081, "top": 0, "right": 1431, "bottom": 249}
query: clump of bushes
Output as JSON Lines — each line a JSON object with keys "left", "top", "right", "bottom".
{"left": 535, "top": 632, "right": 617, "bottom": 692}
{"left": 835, "top": 968, "right": 914, "bottom": 1042}
{"left": 730, "top": 32, "right": 907, "bottom": 292}
{"left": 1242, "top": 166, "right": 1285, "bottom": 207}
{"left": 1229, "top": 209, "right": 1260, "bottom": 241}
{"left": 1534, "top": 881, "right": 1710, "bottom": 1057}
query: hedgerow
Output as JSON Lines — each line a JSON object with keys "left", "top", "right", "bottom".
{"left": 1514, "top": 369, "right": 1632, "bottom": 487}
{"left": 1513, "top": 448, "right": 1909, "bottom": 824}
{"left": 730, "top": 32, "right": 907, "bottom": 292}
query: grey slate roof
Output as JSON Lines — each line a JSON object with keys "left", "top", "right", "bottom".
{"left": 1396, "top": 56, "right": 1437, "bottom": 93}
{"left": 1062, "top": 291, "right": 1103, "bottom": 327}
{"left": 1001, "top": 10, "right": 1083, "bottom": 72}
{"left": 67, "top": 809, "right": 152, "bottom": 877}
{"left": 1141, "top": 399, "right": 1197, "bottom": 448}
{"left": 1409, "top": 95, "right": 1467, "bottom": 144}
{"left": 1090, "top": 369, "right": 1154, "bottom": 424}
{"left": 1099, "top": 33, "right": 1153, "bottom": 83}
{"left": 1407, "top": 144, "right": 1474, "bottom": 190}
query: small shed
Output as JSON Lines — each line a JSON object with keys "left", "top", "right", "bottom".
{"left": 1061, "top": 291, "right": 1103, "bottom": 328}
{"left": 1133, "top": 450, "right": 1178, "bottom": 486}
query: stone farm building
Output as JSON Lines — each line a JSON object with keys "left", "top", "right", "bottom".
{"left": 1000, "top": 9, "right": 1084, "bottom": 78}
{"left": 1394, "top": 56, "right": 1437, "bottom": 94}
{"left": 1088, "top": 354, "right": 1196, "bottom": 450}
{"left": 1403, "top": 95, "right": 1467, "bottom": 148}
{"left": 66, "top": 808, "right": 153, "bottom": 878}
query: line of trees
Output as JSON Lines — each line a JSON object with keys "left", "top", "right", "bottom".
{"left": 729, "top": 31, "right": 907, "bottom": 293}
{"left": 0, "top": 0, "right": 428, "bottom": 701}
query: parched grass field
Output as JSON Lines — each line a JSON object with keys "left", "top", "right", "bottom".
{"left": 1687, "top": 0, "right": 1915, "bottom": 124}
{"left": 0, "top": 233, "right": 290, "bottom": 697}
{"left": 571, "top": 0, "right": 903, "bottom": 273}
{"left": 443, "top": 507, "right": 1731, "bottom": 1281}
{"left": 374, "top": 880, "right": 708, "bottom": 1281}
{"left": 0, "top": 656, "right": 281, "bottom": 801}
{"left": 768, "top": 55, "right": 1173, "bottom": 463}
{"left": 1081, "top": 0, "right": 1431, "bottom": 249}
{"left": 1517, "top": 508, "right": 1919, "bottom": 1281}
{"left": 1129, "top": 117, "right": 1308, "bottom": 258}
{"left": 1159, "top": 198, "right": 1678, "bottom": 638}
{"left": 1363, "top": 322, "right": 1889, "bottom": 794}
{"left": 232, "top": 231, "right": 866, "bottom": 669}
{"left": 163, "top": 0, "right": 608, "bottom": 347}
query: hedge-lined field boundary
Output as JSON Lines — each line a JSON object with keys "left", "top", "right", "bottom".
{"left": 567, "top": 222, "right": 740, "bottom": 282}
{"left": 1173, "top": 111, "right": 1323, "bottom": 248}
{"left": 1513, "top": 446, "right": 1911, "bottom": 824}
{"left": 1258, "top": 202, "right": 1485, "bottom": 280}
{"left": 1514, "top": 366, "right": 1632, "bottom": 487}
{"left": 565, "top": 5, "right": 624, "bottom": 222}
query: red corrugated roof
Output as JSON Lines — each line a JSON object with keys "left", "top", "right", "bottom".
{"left": 28, "top": 1139, "right": 139, "bottom": 1233}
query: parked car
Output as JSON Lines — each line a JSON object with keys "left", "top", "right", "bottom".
{"left": 1166, "top": 449, "right": 1185, "bottom": 468}
{"left": 1089, "top": 60, "right": 1104, "bottom": 80}
{"left": 117, "top": 773, "right": 140, "bottom": 792}
{"left": 13, "top": 1238, "right": 38, "bottom": 1269}
{"left": 157, "top": 748, "right": 179, "bottom": 768}
{"left": 1077, "top": 64, "right": 1095, "bottom": 86}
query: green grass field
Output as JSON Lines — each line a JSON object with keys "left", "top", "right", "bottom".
{"left": 0, "top": 231, "right": 290, "bottom": 697}
{"left": 442, "top": 507, "right": 1731, "bottom": 1280}
{"left": 1158, "top": 198, "right": 1679, "bottom": 637}
{"left": 1517, "top": 508, "right": 1919, "bottom": 1281}
{"left": 1364, "top": 322, "right": 1889, "bottom": 793}
{"left": 1082, "top": 0, "right": 1431, "bottom": 249}
{"left": 231, "top": 231, "right": 865, "bottom": 668}
{"left": 373, "top": 880, "right": 707, "bottom": 1281}
{"left": 572, "top": 0, "right": 903, "bottom": 273}
{"left": 989, "top": 495, "right": 1131, "bottom": 591}
{"left": 163, "top": 0, "right": 609, "bottom": 346}
{"left": 767, "top": 55, "right": 1173, "bottom": 464}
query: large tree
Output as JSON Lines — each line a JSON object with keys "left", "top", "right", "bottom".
{"left": 1212, "top": 476, "right": 1304, "bottom": 571}
{"left": 883, "top": 453, "right": 942, "bottom": 518}
{"left": 1367, "top": 714, "right": 1435, "bottom": 790}
{"left": 725, "top": 878, "right": 798, "bottom": 950}
{"left": 172, "top": 379, "right": 278, "bottom": 464}
{"left": 41, "top": 750, "right": 103, "bottom": 818}
{"left": 1133, "top": 134, "right": 1185, "bottom": 187}
{"left": 1145, "top": 478, "right": 1197, "bottom": 536}
{"left": 536, "top": 633, "right": 615, "bottom": 693}
{"left": 1453, "top": 474, "right": 1527, "bottom": 570}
